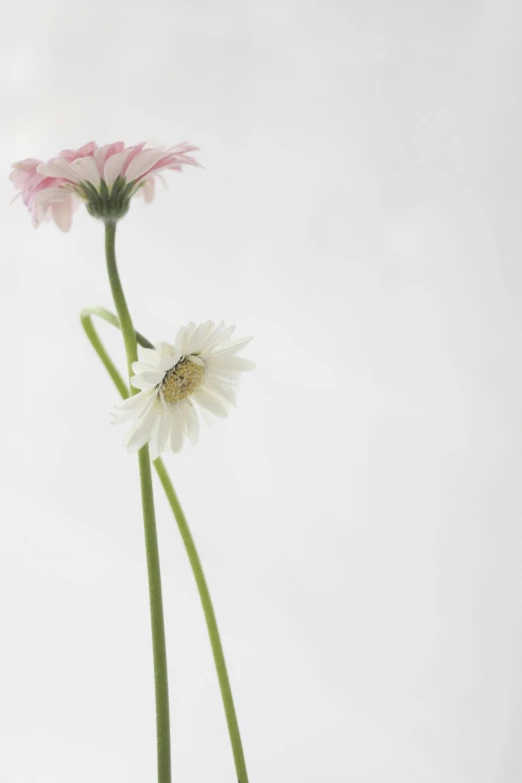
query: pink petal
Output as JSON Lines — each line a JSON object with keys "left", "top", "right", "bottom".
{"left": 119, "top": 142, "right": 147, "bottom": 176}
{"left": 148, "top": 149, "right": 201, "bottom": 177}
{"left": 33, "top": 187, "right": 70, "bottom": 224}
{"left": 124, "top": 148, "right": 166, "bottom": 182}
{"left": 69, "top": 156, "right": 101, "bottom": 187}
{"left": 104, "top": 150, "right": 131, "bottom": 187}
{"left": 105, "top": 141, "right": 125, "bottom": 158}
{"left": 37, "top": 158, "right": 82, "bottom": 183}
{"left": 10, "top": 139, "right": 199, "bottom": 227}
{"left": 93, "top": 142, "right": 125, "bottom": 174}
{"left": 138, "top": 178, "right": 155, "bottom": 203}
{"left": 51, "top": 197, "right": 74, "bottom": 232}
{"left": 60, "top": 141, "right": 97, "bottom": 160}
{"left": 23, "top": 176, "right": 60, "bottom": 209}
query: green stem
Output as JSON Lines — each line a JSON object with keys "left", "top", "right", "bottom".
{"left": 104, "top": 222, "right": 140, "bottom": 378}
{"left": 154, "top": 461, "right": 249, "bottom": 783}
{"left": 104, "top": 221, "right": 171, "bottom": 783}
{"left": 80, "top": 307, "right": 150, "bottom": 398}
{"left": 80, "top": 304, "right": 250, "bottom": 783}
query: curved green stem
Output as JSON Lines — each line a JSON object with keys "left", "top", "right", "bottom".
{"left": 80, "top": 307, "right": 153, "bottom": 397}
{"left": 154, "top": 461, "right": 249, "bottom": 783}
{"left": 104, "top": 221, "right": 171, "bottom": 783}
{"left": 80, "top": 302, "right": 250, "bottom": 783}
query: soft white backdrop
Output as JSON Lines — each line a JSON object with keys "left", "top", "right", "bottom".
{"left": 1, "top": 1, "right": 521, "bottom": 781}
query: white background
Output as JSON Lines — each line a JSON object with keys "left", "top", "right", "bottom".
{"left": 1, "top": 1, "right": 521, "bottom": 781}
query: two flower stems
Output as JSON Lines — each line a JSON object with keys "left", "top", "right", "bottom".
{"left": 98, "top": 220, "right": 249, "bottom": 783}
{"left": 153, "top": 459, "right": 249, "bottom": 783}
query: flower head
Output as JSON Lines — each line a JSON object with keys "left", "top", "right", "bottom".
{"left": 112, "top": 321, "right": 254, "bottom": 458}
{"left": 10, "top": 140, "right": 199, "bottom": 231}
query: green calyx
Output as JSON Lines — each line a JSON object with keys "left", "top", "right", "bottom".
{"left": 78, "top": 176, "right": 140, "bottom": 221}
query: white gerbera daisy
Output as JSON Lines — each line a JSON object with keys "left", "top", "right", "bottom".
{"left": 112, "top": 321, "right": 254, "bottom": 457}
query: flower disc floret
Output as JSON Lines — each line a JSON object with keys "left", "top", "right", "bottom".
{"left": 162, "top": 357, "right": 205, "bottom": 404}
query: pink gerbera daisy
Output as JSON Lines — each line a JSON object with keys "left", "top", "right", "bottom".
{"left": 10, "top": 140, "right": 200, "bottom": 231}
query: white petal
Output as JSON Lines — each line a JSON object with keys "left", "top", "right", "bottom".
{"left": 113, "top": 388, "right": 155, "bottom": 412}
{"left": 180, "top": 400, "right": 199, "bottom": 445}
{"left": 159, "top": 354, "right": 178, "bottom": 373}
{"left": 156, "top": 404, "right": 171, "bottom": 454}
{"left": 197, "top": 321, "right": 226, "bottom": 354}
{"left": 140, "top": 370, "right": 165, "bottom": 385}
{"left": 138, "top": 346, "right": 163, "bottom": 366}
{"left": 208, "top": 356, "right": 256, "bottom": 372}
{"left": 112, "top": 392, "right": 157, "bottom": 425}
{"left": 199, "top": 323, "right": 237, "bottom": 356}
{"left": 193, "top": 387, "right": 228, "bottom": 418}
{"left": 131, "top": 374, "right": 157, "bottom": 390}
{"left": 174, "top": 323, "right": 196, "bottom": 355}
{"left": 112, "top": 402, "right": 150, "bottom": 426}
{"left": 210, "top": 323, "right": 236, "bottom": 347}
{"left": 185, "top": 321, "right": 214, "bottom": 355}
{"left": 154, "top": 342, "right": 179, "bottom": 370}
{"left": 173, "top": 325, "right": 188, "bottom": 355}
{"left": 148, "top": 417, "right": 162, "bottom": 461}
{"left": 208, "top": 336, "right": 253, "bottom": 358}
{"left": 197, "top": 405, "right": 217, "bottom": 429}
{"left": 125, "top": 148, "right": 166, "bottom": 182}
{"left": 203, "top": 367, "right": 240, "bottom": 383}
{"left": 124, "top": 404, "right": 160, "bottom": 453}
{"left": 187, "top": 355, "right": 204, "bottom": 367}
{"left": 155, "top": 341, "right": 171, "bottom": 357}
{"left": 131, "top": 361, "right": 158, "bottom": 374}
{"left": 201, "top": 379, "right": 237, "bottom": 406}
{"left": 169, "top": 414, "right": 184, "bottom": 452}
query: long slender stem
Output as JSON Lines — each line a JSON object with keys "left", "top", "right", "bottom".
{"left": 80, "top": 305, "right": 250, "bottom": 783}
{"left": 104, "top": 221, "right": 171, "bottom": 783}
{"left": 154, "top": 460, "right": 249, "bottom": 783}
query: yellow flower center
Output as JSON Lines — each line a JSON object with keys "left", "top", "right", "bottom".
{"left": 162, "top": 358, "right": 204, "bottom": 404}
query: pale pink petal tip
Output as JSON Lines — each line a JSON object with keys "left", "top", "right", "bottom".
{"left": 10, "top": 138, "right": 200, "bottom": 230}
